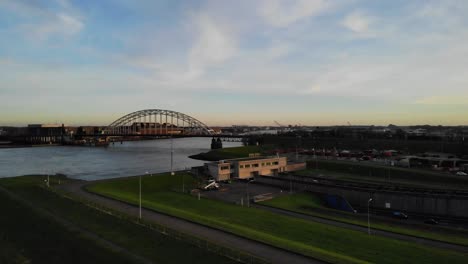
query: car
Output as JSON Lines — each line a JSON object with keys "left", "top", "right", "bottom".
{"left": 456, "top": 171, "right": 468, "bottom": 176}
{"left": 424, "top": 218, "right": 439, "bottom": 225}
{"left": 392, "top": 211, "right": 408, "bottom": 219}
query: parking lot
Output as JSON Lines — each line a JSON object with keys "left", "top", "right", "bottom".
{"left": 201, "top": 180, "right": 286, "bottom": 205}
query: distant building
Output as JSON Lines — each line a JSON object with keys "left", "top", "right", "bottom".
{"left": 405, "top": 128, "right": 427, "bottom": 136}
{"left": 210, "top": 137, "right": 222, "bottom": 149}
{"left": 397, "top": 152, "right": 468, "bottom": 170}
{"left": 27, "top": 124, "right": 65, "bottom": 144}
{"left": 205, "top": 156, "right": 305, "bottom": 181}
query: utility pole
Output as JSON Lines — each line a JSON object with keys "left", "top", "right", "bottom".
{"left": 289, "top": 177, "right": 292, "bottom": 194}
{"left": 140, "top": 172, "right": 146, "bottom": 220}
{"left": 246, "top": 180, "right": 250, "bottom": 208}
{"left": 182, "top": 173, "right": 185, "bottom": 193}
{"left": 170, "top": 136, "right": 174, "bottom": 176}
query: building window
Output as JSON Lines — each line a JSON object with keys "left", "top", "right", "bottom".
{"left": 220, "top": 166, "right": 229, "bottom": 170}
{"left": 273, "top": 161, "right": 279, "bottom": 165}
{"left": 245, "top": 164, "right": 251, "bottom": 168}
{"left": 253, "top": 164, "right": 259, "bottom": 167}
{"left": 266, "top": 162, "right": 271, "bottom": 166}
{"left": 261, "top": 163, "right": 265, "bottom": 166}
{"left": 239, "top": 165, "right": 244, "bottom": 169}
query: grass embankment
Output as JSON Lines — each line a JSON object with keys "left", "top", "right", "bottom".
{"left": 190, "top": 146, "right": 263, "bottom": 161}
{"left": 304, "top": 159, "right": 468, "bottom": 189}
{"left": 261, "top": 192, "right": 468, "bottom": 246}
{"left": 0, "top": 176, "right": 238, "bottom": 264}
{"left": 87, "top": 173, "right": 468, "bottom": 264}
{"left": 0, "top": 178, "right": 133, "bottom": 264}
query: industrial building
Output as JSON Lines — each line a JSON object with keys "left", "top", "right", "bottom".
{"left": 205, "top": 156, "right": 306, "bottom": 181}
{"left": 396, "top": 153, "right": 468, "bottom": 171}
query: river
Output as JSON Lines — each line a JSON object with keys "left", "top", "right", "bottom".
{"left": 0, "top": 138, "right": 241, "bottom": 180}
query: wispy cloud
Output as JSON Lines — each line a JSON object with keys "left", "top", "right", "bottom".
{"left": 342, "top": 11, "right": 375, "bottom": 37}
{"left": 414, "top": 96, "right": 468, "bottom": 105}
{"left": 187, "top": 13, "right": 237, "bottom": 78}
{"left": 1, "top": 0, "right": 84, "bottom": 41}
{"left": 259, "top": 0, "right": 330, "bottom": 27}
{"left": 26, "top": 12, "right": 84, "bottom": 40}
{"left": 1, "top": 1, "right": 468, "bottom": 125}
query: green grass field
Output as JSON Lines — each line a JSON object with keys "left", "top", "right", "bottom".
{"left": 0, "top": 183, "right": 133, "bottom": 264}
{"left": 261, "top": 192, "right": 468, "bottom": 247}
{"left": 0, "top": 176, "right": 238, "bottom": 264}
{"left": 87, "top": 173, "right": 468, "bottom": 264}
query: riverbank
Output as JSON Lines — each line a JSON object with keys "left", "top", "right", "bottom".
{"left": 0, "top": 137, "right": 233, "bottom": 179}
{"left": 189, "top": 146, "right": 263, "bottom": 161}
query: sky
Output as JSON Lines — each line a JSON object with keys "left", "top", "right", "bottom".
{"left": 1, "top": 0, "right": 467, "bottom": 126}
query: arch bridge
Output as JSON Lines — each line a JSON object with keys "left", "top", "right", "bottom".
{"left": 105, "top": 109, "right": 215, "bottom": 136}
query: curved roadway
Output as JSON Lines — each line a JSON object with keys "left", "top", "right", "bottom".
{"left": 253, "top": 204, "right": 468, "bottom": 253}
{"left": 59, "top": 181, "right": 320, "bottom": 264}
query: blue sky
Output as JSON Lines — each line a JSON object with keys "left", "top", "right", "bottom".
{"left": 1, "top": 0, "right": 467, "bottom": 126}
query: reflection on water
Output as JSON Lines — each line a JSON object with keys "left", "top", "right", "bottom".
{"left": 0, "top": 138, "right": 241, "bottom": 180}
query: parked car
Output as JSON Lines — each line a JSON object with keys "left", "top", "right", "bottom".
{"left": 392, "top": 211, "right": 408, "bottom": 219}
{"left": 424, "top": 218, "right": 439, "bottom": 225}
{"left": 456, "top": 171, "right": 468, "bottom": 176}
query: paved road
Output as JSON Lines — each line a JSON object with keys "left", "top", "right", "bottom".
{"left": 254, "top": 204, "right": 468, "bottom": 253}
{"left": 204, "top": 180, "right": 468, "bottom": 252}
{"left": 59, "top": 181, "right": 320, "bottom": 264}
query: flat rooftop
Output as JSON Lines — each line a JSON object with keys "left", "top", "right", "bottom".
{"left": 215, "top": 156, "right": 283, "bottom": 163}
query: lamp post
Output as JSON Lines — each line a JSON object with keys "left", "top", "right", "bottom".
{"left": 182, "top": 173, "right": 185, "bottom": 193}
{"left": 170, "top": 136, "right": 174, "bottom": 176}
{"left": 314, "top": 148, "right": 318, "bottom": 170}
{"left": 246, "top": 180, "right": 250, "bottom": 208}
{"left": 289, "top": 174, "right": 293, "bottom": 194}
{"left": 367, "top": 198, "right": 373, "bottom": 235}
{"left": 139, "top": 172, "right": 147, "bottom": 220}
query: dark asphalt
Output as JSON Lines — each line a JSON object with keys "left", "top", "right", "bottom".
{"left": 254, "top": 203, "right": 468, "bottom": 253}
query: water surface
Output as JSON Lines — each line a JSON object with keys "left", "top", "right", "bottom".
{"left": 0, "top": 138, "right": 241, "bottom": 180}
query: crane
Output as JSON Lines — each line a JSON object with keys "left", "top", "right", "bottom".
{"left": 274, "top": 120, "right": 284, "bottom": 127}
{"left": 274, "top": 120, "right": 289, "bottom": 134}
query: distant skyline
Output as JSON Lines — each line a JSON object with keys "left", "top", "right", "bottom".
{"left": 1, "top": 0, "right": 468, "bottom": 126}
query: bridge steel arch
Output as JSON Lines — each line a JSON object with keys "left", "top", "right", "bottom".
{"left": 106, "top": 109, "right": 214, "bottom": 136}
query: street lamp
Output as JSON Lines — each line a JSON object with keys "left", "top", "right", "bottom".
{"left": 367, "top": 198, "right": 373, "bottom": 235}
{"left": 139, "top": 172, "right": 147, "bottom": 220}
{"left": 170, "top": 136, "right": 174, "bottom": 176}
{"left": 182, "top": 173, "right": 185, "bottom": 193}
{"left": 246, "top": 180, "right": 250, "bottom": 208}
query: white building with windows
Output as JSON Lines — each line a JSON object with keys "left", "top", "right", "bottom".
{"left": 205, "top": 156, "right": 305, "bottom": 181}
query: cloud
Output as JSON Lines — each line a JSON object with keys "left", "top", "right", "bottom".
{"left": 1, "top": 0, "right": 84, "bottom": 41}
{"left": 302, "top": 85, "right": 322, "bottom": 94}
{"left": 265, "top": 42, "right": 293, "bottom": 59}
{"left": 414, "top": 96, "right": 468, "bottom": 105}
{"left": 3, "top": 1, "right": 468, "bottom": 126}
{"left": 259, "top": 0, "right": 330, "bottom": 27}
{"left": 28, "top": 12, "right": 84, "bottom": 40}
{"left": 187, "top": 13, "right": 237, "bottom": 78}
{"left": 341, "top": 11, "right": 374, "bottom": 37}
